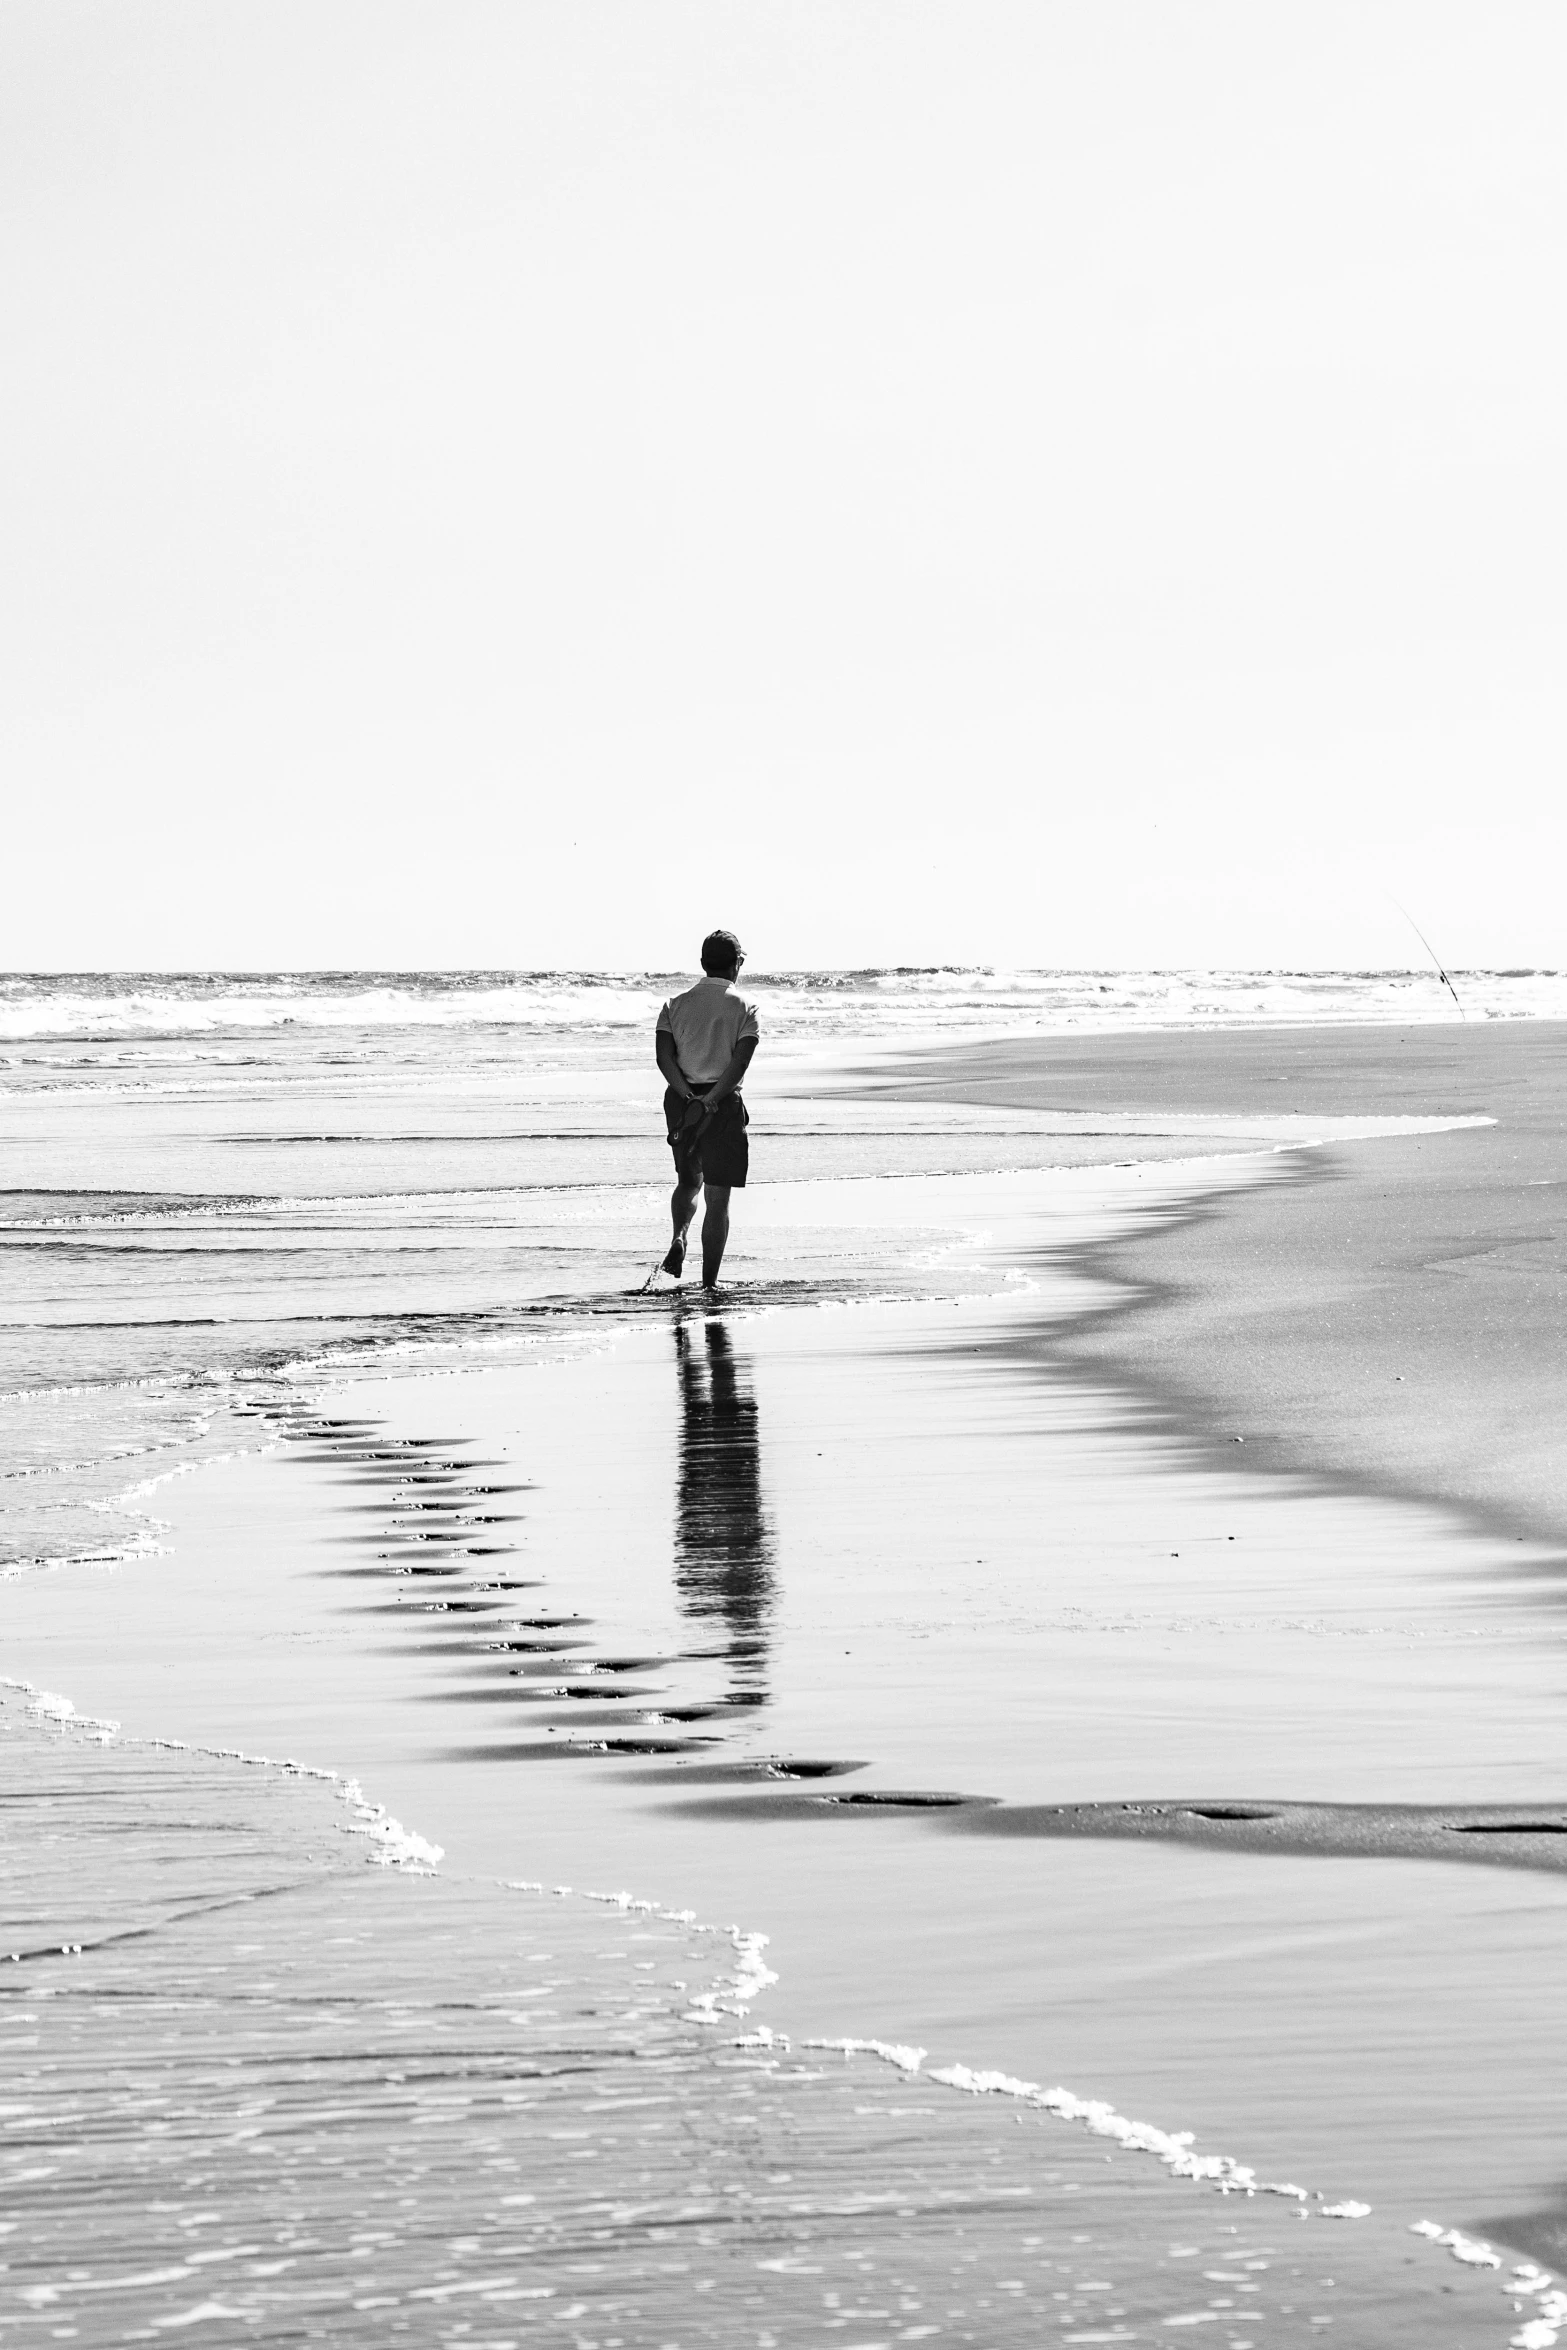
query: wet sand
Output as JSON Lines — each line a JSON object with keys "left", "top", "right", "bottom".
{"left": 7, "top": 1058, "right": 1567, "bottom": 2339}
{"left": 7, "top": 1160, "right": 1567, "bottom": 2262}
{"left": 859, "top": 1018, "right": 1567, "bottom": 1542}
{"left": 12, "top": 1709, "right": 1511, "bottom": 2348}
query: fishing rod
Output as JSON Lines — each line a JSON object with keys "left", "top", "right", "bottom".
{"left": 1388, "top": 896, "right": 1466, "bottom": 1020}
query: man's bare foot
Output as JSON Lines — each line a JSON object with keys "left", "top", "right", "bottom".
{"left": 662, "top": 1234, "right": 687, "bottom": 1277}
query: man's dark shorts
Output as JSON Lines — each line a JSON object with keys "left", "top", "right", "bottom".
{"left": 665, "top": 1085, "right": 749, "bottom": 1189}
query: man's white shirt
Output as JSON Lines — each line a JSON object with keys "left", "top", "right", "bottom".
{"left": 657, "top": 976, "right": 760, "bottom": 1086}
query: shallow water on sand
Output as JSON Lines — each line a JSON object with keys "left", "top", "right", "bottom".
{"left": 3, "top": 977, "right": 1273, "bottom": 1573}
{"left": 5, "top": 979, "right": 1566, "bottom": 2344}
{"left": 8, "top": 1170, "right": 1567, "bottom": 2340}
{"left": 0, "top": 961, "right": 1539, "bottom": 1574}
{"left": 10, "top": 1697, "right": 1511, "bottom": 2348}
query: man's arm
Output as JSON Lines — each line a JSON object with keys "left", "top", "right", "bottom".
{"left": 703, "top": 1034, "right": 757, "bottom": 1109}
{"left": 656, "top": 1029, "right": 694, "bottom": 1099}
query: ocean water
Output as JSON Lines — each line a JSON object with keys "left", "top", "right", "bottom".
{"left": 7, "top": 970, "right": 1567, "bottom": 2345}
{"left": 10, "top": 1691, "right": 1527, "bottom": 2347}
{"left": 2, "top": 963, "right": 1560, "bottom": 1577}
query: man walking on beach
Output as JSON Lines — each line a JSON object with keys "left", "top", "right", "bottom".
{"left": 656, "top": 929, "right": 758, "bottom": 1288}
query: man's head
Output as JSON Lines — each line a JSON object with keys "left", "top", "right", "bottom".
{"left": 700, "top": 928, "right": 746, "bottom": 979}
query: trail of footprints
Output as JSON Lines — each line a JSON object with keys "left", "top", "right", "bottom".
{"left": 244, "top": 1403, "right": 1567, "bottom": 1867}
{"left": 237, "top": 1403, "right": 1037, "bottom": 1807}
{"left": 250, "top": 1402, "right": 768, "bottom": 1762}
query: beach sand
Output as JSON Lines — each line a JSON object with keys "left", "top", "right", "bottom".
{"left": 13, "top": 1694, "right": 1514, "bottom": 2347}
{"left": 862, "top": 1018, "right": 1567, "bottom": 1541}
{"left": 5, "top": 1023, "right": 1566, "bottom": 2342}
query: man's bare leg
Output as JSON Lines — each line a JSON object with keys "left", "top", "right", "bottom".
{"left": 701, "top": 1183, "right": 732, "bottom": 1288}
{"left": 666, "top": 1176, "right": 701, "bottom": 1275}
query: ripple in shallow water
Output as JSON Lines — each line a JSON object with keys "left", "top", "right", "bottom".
{"left": 1, "top": 1695, "right": 1519, "bottom": 2348}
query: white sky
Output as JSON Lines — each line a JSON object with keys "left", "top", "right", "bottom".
{"left": 5, "top": 2, "right": 1564, "bottom": 972}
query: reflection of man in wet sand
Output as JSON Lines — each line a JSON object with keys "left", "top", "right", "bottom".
{"left": 674, "top": 1318, "right": 773, "bottom": 1688}
{"left": 656, "top": 930, "right": 759, "bottom": 1289}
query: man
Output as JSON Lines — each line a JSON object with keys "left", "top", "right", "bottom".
{"left": 656, "top": 929, "right": 759, "bottom": 1288}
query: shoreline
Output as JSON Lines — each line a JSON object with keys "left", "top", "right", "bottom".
{"left": 9, "top": 1053, "right": 1567, "bottom": 2328}
{"left": 8, "top": 1148, "right": 1567, "bottom": 2236}
{"left": 5, "top": 1691, "right": 1528, "bottom": 2344}
{"left": 854, "top": 1017, "right": 1567, "bottom": 1550}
